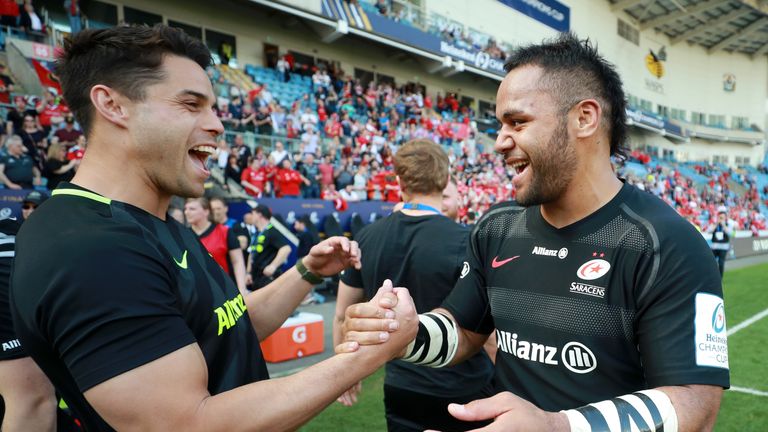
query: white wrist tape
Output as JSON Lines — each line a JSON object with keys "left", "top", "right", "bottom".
{"left": 401, "top": 312, "right": 458, "bottom": 368}
{"left": 561, "top": 389, "right": 678, "bottom": 432}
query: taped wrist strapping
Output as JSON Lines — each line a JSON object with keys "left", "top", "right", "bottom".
{"left": 401, "top": 312, "right": 458, "bottom": 368}
{"left": 560, "top": 389, "right": 678, "bottom": 432}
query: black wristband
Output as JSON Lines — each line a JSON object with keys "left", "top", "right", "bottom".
{"left": 296, "top": 257, "right": 324, "bottom": 285}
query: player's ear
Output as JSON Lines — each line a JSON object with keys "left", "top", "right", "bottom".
{"left": 90, "top": 85, "right": 130, "bottom": 130}
{"left": 572, "top": 99, "right": 601, "bottom": 139}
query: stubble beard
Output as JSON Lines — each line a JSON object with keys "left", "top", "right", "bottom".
{"left": 515, "top": 118, "right": 576, "bottom": 207}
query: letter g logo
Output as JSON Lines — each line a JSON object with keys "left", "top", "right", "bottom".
{"left": 292, "top": 326, "right": 307, "bottom": 343}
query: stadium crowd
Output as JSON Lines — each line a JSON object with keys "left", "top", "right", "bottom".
{"left": 0, "top": 60, "right": 765, "bottom": 233}
{"left": 207, "top": 65, "right": 768, "bottom": 231}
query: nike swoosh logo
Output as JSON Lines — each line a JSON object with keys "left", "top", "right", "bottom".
{"left": 491, "top": 255, "right": 520, "bottom": 268}
{"left": 173, "top": 250, "right": 188, "bottom": 269}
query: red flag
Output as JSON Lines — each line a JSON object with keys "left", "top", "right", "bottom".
{"left": 31, "top": 59, "right": 62, "bottom": 94}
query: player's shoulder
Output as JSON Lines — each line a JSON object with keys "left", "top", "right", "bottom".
{"left": 619, "top": 185, "right": 705, "bottom": 243}
{"left": 19, "top": 194, "right": 165, "bottom": 266}
{"left": 471, "top": 200, "right": 527, "bottom": 235}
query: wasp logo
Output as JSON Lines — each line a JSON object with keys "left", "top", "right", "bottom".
{"left": 645, "top": 46, "right": 666, "bottom": 79}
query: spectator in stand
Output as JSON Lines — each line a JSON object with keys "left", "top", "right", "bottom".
{"left": 241, "top": 157, "right": 266, "bottom": 197}
{"left": 275, "top": 158, "right": 305, "bottom": 198}
{"left": 6, "top": 96, "right": 36, "bottom": 136}
{"left": 318, "top": 153, "right": 335, "bottom": 190}
{"left": 270, "top": 103, "right": 286, "bottom": 134}
{"left": 185, "top": 198, "right": 248, "bottom": 297}
{"left": 224, "top": 153, "right": 242, "bottom": 188}
{"left": 54, "top": 114, "right": 83, "bottom": 147}
{"left": 231, "top": 133, "right": 251, "bottom": 170}
{"left": 262, "top": 156, "right": 278, "bottom": 197}
{"left": 269, "top": 140, "right": 290, "bottom": 165}
{"left": 213, "top": 74, "right": 230, "bottom": 102}
{"left": 19, "top": 114, "right": 46, "bottom": 166}
{"left": 276, "top": 55, "right": 290, "bottom": 82}
{"left": 64, "top": 0, "right": 82, "bottom": 34}
{"left": 0, "top": 0, "right": 19, "bottom": 28}
{"left": 36, "top": 88, "right": 67, "bottom": 135}
{"left": 352, "top": 164, "right": 369, "bottom": 201}
{"left": 300, "top": 106, "right": 319, "bottom": 132}
{"left": 43, "top": 142, "right": 78, "bottom": 190}
{"left": 335, "top": 156, "right": 355, "bottom": 191}
{"left": 19, "top": 1, "right": 44, "bottom": 38}
{"left": 301, "top": 128, "right": 319, "bottom": 155}
{"left": 238, "top": 103, "right": 255, "bottom": 133}
{"left": 300, "top": 153, "right": 321, "bottom": 199}
{"left": 0, "top": 64, "right": 14, "bottom": 105}
{"left": 228, "top": 94, "right": 244, "bottom": 124}
{"left": 254, "top": 106, "right": 272, "bottom": 136}
{"left": 0, "top": 135, "right": 40, "bottom": 189}
{"left": 214, "top": 138, "right": 230, "bottom": 170}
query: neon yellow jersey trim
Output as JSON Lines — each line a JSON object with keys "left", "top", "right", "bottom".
{"left": 52, "top": 189, "right": 112, "bottom": 205}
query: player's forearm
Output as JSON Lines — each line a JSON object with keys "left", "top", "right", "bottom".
{"left": 196, "top": 346, "right": 389, "bottom": 432}
{"left": 245, "top": 266, "right": 313, "bottom": 340}
{"left": 229, "top": 250, "right": 248, "bottom": 298}
{"left": 432, "top": 308, "right": 487, "bottom": 366}
{"left": 558, "top": 384, "right": 721, "bottom": 432}
{"left": 659, "top": 384, "right": 722, "bottom": 432}
{"left": 270, "top": 246, "right": 291, "bottom": 269}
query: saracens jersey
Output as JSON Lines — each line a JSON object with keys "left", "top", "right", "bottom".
{"left": 443, "top": 182, "right": 730, "bottom": 411}
{"left": 11, "top": 183, "right": 269, "bottom": 431}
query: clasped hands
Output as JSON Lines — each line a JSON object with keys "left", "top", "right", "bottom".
{"left": 335, "top": 279, "right": 567, "bottom": 432}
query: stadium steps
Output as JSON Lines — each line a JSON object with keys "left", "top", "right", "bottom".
{"left": 244, "top": 64, "right": 314, "bottom": 107}
{"left": 727, "top": 179, "right": 747, "bottom": 196}
{"left": 207, "top": 165, "right": 250, "bottom": 200}
{"left": 676, "top": 164, "right": 710, "bottom": 187}
{"left": 217, "top": 64, "right": 259, "bottom": 93}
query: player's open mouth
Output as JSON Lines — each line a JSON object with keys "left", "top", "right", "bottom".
{"left": 189, "top": 145, "right": 214, "bottom": 174}
{"left": 509, "top": 160, "right": 530, "bottom": 175}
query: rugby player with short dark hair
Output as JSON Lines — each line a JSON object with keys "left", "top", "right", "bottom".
{"left": 340, "top": 33, "right": 728, "bottom": 432}
{"left": 11, "top": 24, "right": 416, "bottom": 431}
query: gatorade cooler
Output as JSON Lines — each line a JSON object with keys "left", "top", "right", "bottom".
{"left": 260, "top": 312, "right": 324, "bottom": 363}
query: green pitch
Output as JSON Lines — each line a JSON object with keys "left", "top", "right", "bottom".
{"left": 302, "top": 263, "right": 768, "bottom": 431}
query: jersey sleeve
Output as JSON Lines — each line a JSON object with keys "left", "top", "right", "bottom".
{"left": 267, "top": 227, "right": 288, "bottom": 249}
{"left": 635, "top": 218, "right": 730, "bottom": 388}
{"left": 37, "top": 230, "right": 196, "bottom": 392}
{"left": 225, "top": 226, "right": 239, "bottom": 251}
{"left": 441, "top": 224, "right": 494, "bottom": 335}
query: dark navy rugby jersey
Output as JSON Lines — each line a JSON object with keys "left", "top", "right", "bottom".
{"left": 10, "top": 183, "right": 268, "bottom": 431}
{"left": 443, "top": 182, "right": 730, "bottom": 411}
{"left": 0, "top": 217, "right": 23, "bottom": 360}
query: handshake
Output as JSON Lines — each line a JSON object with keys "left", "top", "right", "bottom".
{"left": 335, "top": 279, "right": 419, "bottom": 361}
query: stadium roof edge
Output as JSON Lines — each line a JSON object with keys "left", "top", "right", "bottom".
{"left": 248, "top": 0, "right": 503, "bottom": 82}
{"left": 610, "top": 0, "right": 768, "bottom": 56}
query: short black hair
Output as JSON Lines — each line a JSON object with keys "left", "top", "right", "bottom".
{"left": 55, "top": 24, "right": 212, "bottom": 137}
{"left": 252, "top": 203, "right": 272, "bottom": 219}
{"left": 504, "top": 32, "right": 627, "bottom": 157}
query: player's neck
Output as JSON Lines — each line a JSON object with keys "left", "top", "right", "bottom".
{"left": 255, "top": 219, "right": 269, "bottom": 231}
{"left": 540, "top": 160, "right": 622, "bottom": 229}
{"left": 190, "top": 220, "right": 212, "bottom": 235}
{"left": 401, "top": 193, "right": 443, "bottom": 216}
{"left": 69, "top": 147, "right": 172, "bottom": 220}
